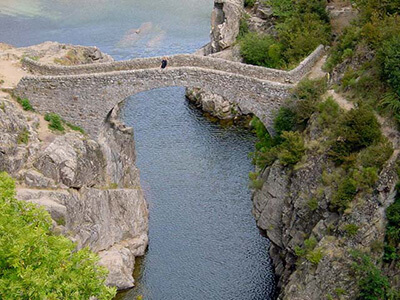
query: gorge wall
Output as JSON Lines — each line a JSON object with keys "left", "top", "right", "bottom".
{"left": 0, "top": 42, "right": 150, "bottom": 290}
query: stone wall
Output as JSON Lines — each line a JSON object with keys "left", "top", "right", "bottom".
{"left": 16, "top": 66, "right": 293, "bottom": 138}
{"left": 22, "top": 45, "right": 324, "bottom": 84}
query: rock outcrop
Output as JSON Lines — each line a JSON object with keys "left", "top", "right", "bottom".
{"left": 252, "top": 111, "right": 399, "bottom": 299}
{"left": 0, "top": 43, "right": 148, "bottom": 290}
{"left": 188, "top": 0, "right": 247, "bottom": 120}
{"left": 210, "top": 0, "right": 244, "bottom": 54}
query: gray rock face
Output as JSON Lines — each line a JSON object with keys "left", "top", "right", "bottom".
{"left": 98, "top": 103, "right": 141, "bottom": 188}
{"left": 251, "top": 113, "right": 399, "bottom": 299}
{"left": 210, "top": 0, "right": 244, "bottom": 53}
{"left": 0, "top": 99, "right": 36, "bottom": 175}
{"left": 0, "top": 94, "right": 148, "bottom": 290}
{"left": 247, "top": 1, "right": 277, "bottom": 35}
{"left": 33, "top": 133, "right": 106, "bottom": 188}
{"left": 186, "top": 87, "right": 247, "bottom": 119}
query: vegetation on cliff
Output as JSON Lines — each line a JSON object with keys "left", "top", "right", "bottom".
{"left": 239, "top": 0, "right": 331, "bottom": 68}
{"left": 0, "top": 172, "right": 116, "bottom": 299}
{"left": 325, "top": 0, "right": 400, "bottom": 124}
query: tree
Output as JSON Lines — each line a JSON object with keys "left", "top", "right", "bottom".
{"left": 0, "top": 172, "right": 116, "bottom": 300}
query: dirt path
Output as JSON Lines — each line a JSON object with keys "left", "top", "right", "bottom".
{"left": 308, "top": 55, "right": 328, "bottom": 80}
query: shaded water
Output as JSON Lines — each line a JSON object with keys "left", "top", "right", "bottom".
{"left": 120, "top": 88, "right": 275, "bottom": 299}
{"left": 0, "top": 1, "right": 275, "bottom": 299}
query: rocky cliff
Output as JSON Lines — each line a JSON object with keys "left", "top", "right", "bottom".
{"left": 252, "top": 98, "right": 400, "bottom": 298}
{"left": 0, "top": 43, "right": 148, "bottom": 290}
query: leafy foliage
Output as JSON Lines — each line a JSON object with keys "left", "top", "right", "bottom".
{"left": 330, "top": 175, "right": 357, "bottom": 212}
{"left": 343, "top": 223, "right": 359, "bottom": 237}
{"left": 240, "top": 0, "right": 331, "bottom": 68}
{"left": 240, "top": 32, "right": 285, "bottom": 68}
{"left": 45, "top": 113, "right": 65, "bottom": 132}
{"left": 292, "top": 78, "right": 327, "bottom": 126}
{"left": 278, "top": 131, "right": 305, "bottom": 166}
{"left": 329, "top": 106, "right": 381, "bottom": 164}
{"left": 274, "top": 107, "right": 296, "bottom": 136}
{"left": 277, "top": 12, "right": 331, "bottom": 65}
{"left": 294, "top": 236, "right": 324, "bottom": 265}
{"left": 351, "top": 251, "right": 392, "bottom": 300}
{"left": 379, "top": 35, "right": 400, "bottom": 96}
{"left": 16, "top": 97, "right": 34, "bottom": 111}
{"left": 66, "top": 122, "right": 85, "bottom": 134}
{"left": 383, "top": 184, "right": 400, "bottom": 262}
{"left": 244, "top": 0, "right": 256, "bottom": 7}
{"left": 0, "top": 172, "right": 116, "bottom": 299}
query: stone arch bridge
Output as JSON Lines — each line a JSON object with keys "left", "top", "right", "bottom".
{"left": 16, "top": 45, "right": 324, "bottom": 138}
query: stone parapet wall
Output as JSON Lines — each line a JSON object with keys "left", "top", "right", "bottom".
{"left": 22, "top": 45, "right": 325, "bottom": 84}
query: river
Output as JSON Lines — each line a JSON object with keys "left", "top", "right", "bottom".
{"left": 0, "top": 1, "right": 275, "bottom": 299}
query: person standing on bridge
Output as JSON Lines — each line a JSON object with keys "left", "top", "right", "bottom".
{"left": 160, "top": 57, "right": 168, "bottom": 70}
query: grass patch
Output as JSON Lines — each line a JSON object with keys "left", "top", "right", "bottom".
{"left": 17, "top": 128, "right": 30, "bottom": 144}
{"left": 294, "top": 236, "right": 324, "bottom": 265}
{"left": 343, "top": 223, "right": 359, "bottom": 237}
{"left": 66, "top": 122, "right": 85, "bottom": 134}
{"left": 307, "top": 197, "right": 319, "bottom": 211}
{"left": 16, "top": 97, "right": 34, "bottom": 111}
{"left": 44, "top": 113, "right": 65, "bottom": 132}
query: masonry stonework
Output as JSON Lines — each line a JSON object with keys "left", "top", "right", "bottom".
{"left": 16, "top": 45, "right": 324, "bottom": 138}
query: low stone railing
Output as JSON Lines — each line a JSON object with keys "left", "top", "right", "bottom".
{"left": 22, "top": 45, "right": 325, "bottom": 84}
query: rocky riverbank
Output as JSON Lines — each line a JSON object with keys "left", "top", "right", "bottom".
{"left": 0, "top": 42, "right": 148, "bottom": 290}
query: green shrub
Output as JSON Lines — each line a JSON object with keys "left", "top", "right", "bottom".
{"left": 244, "top": 0, "right": 256, "bottom": 7}
{"left": 249, "top": 178, "right": 264, "bottom": 190}
{"left": 45, "top": 113, "right": 65, "bottom": 132}
{"left": 307, "top": 248, "right": 324, "bottom": 265}
{"left": 379, "top": 35, "right": 400, "bottom": 96}
{"left": 274, "top": 107, "right": 297, "bottom": 135}
{"left": 359, "top": 139, "right": 393, "bottom": 170}
{"left": 16, "top": 97, "right": 34, "bottom": 111}
{"left": 238, "top": 16, "right": 250, "bottom": 39}
{"left": 340, "top": 106, "right": 381, "bottom": 149}
{"left": 330, "top": 106, "right": 381, "bottom": 163}
{"left": 324, "top": 26, "right": 361, "bottom": 72}
{"left": 17, "top": 128, "right": 30, "bottom": 144}
{"left": 330, "top": 175, "right": 357, "bottom": 212}
{"left": 343, "top": 223, "right": 359, "bottom": 237}
{"left": 0, "top": 172, "right": 116, "bottom": 299}
{"left": 267, "top": 0, "right": 294, "bottom": 19}
{"left": 304, "top": 236, "right": 318, "bottom": 250}
{"left": 380, "top": 91, "right": 400, "bottom": 118}
{"left": 277, "top": 12, "right": 331, "bottom": 65}
{"left": 240, "top": 32, "right": 285, "bottom": 68}
{"left": 341, "top": 68, "right": 359, "bottom": 90}
{"left": 307, "top": 197, "right": 319, "bottom": 211}
{"left": 351, "top": 252, "right": 391, "bottom": 300}
{"left": 353, "top": 167, "right": 379, "bottom": 190}
{"left": 317, "top": 96, "right": 340, "bottom": 128}
{"left": 66, "top": 122, "right": 85, "bottom": 134}
{"left": 248, "top": 172, "right": 264, "bottom": 190}
{"left": 295, "top": 236, "right": 323, "bottom": 265}
{"left": 292, "top": 79, "right": 327, "bottom": 125}
{"left": 383, "top": 186, "right": 400, "bottom": 262}
{"left": 250, "top": 116, "right": 281, "bottom": 168}
{"left": 278, "top": 131, "right": 305, "bottom": 166}
{"left": 294, "top": 245, "right": 307, "bottom": 257}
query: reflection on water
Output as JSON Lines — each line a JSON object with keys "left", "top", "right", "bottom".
{"left": 0, "top": 1, "right": 276, "bottom": 299}
{"left": 120, "top": 87, "right": 275, "bottom": 300}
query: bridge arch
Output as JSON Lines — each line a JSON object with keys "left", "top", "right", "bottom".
{"left": 15, "top": 45, "right": 325, "bottom": 138}
{"left": 16, "top": 67, "right": 292, "bottom": 137}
